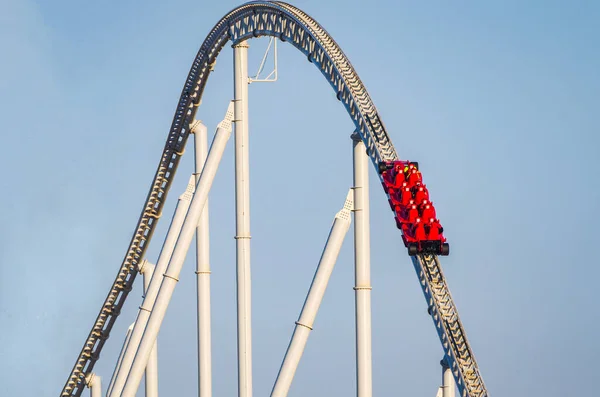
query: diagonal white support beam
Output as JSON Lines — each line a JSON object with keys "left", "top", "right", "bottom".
{"left": 142, "top": 263, "right": 159, "bottom": 397}
{"left": 270, "top": 190, "right": 354, "bottom": 397}
{"left": 120, "top": 103, "right": 235, "bottom": 397}
{"left": 107, "top": 323, "right": 134, "bottom": 397}
{"left": 352, "top": 133, "right": 373, "bottom": 397}
{"left": 108, "top": 176, "right": 197, "bottom": 397}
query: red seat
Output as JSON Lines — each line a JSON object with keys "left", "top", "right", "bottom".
{"left": 401, "top": 223, "right": 413, "bottom": 239}
{"left": 420, "top": 203, "right": 436, "bottom": 221}
{"left": 407, "top": 169, "right": 422, "bottom": 187}
{"left": 413, "top": 219, "right": 427, "bottom": 241}
{"left": 406, "top": 205, "right": 419, "bottom": 224}
{"left": 413, "top": 184, "right": 429, "bottom": 205}
{"left": 427, "top": 219, "right": 444, "bottom": 241}
{"left": 400, "top": 186, "right": 413, "bottom": 206}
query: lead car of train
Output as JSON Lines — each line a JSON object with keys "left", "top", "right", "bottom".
{"left": 378, "top": 160, "right": 450, "bottom": 256}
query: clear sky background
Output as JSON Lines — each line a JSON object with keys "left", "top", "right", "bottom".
{"left": 1, "top": 0, "right": 599, "bottom": 396}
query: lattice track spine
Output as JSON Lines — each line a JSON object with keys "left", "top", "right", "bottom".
{"left": 413, "top": 255, "right": 488, "bottom": 397}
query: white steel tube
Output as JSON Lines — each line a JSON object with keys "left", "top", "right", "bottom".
{"left": 352, "top": 134, "right": 373, "bottom": 397}
{"left": 121, "top": 105, "right": 234, "bottom": 397}
{"left": 87, "top": 374, "right": 101, "bottom": 397}
{"left": 270, "top": 191, "right": 354, "bottom": 397}
{"left": 192, "top": 121, "right": 212, "bottom": 397}
{"left": 442, "top": 360, "right": 456, "bottom": 397}
{"left": 107, "top": 323, "right": 134, "bottom": 397}
{"left": 234, "top": 41, "right": 253, "bottom": 397}
{"left": 143, "top": 264, "right": 159, "bottom": 397}
{"left": 108, "top": 177, "right": 197, "bottom": 397}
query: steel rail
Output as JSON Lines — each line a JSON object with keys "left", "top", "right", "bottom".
{"left": 60, "top": 2, "right": 486, "bottom": 396}
{"left": 412, "top": 255, "right": 488, "bottom": 397}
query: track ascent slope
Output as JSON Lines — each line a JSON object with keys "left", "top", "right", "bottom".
{"left": 60, "top": 2, "right": 488, "bottom": 397}
{"left": 413, "top": 255, "right": 488, "bottom": 397}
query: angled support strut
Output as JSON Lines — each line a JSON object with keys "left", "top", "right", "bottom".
{"left": 120, "top": 103, "right": 235, "bottom": 397}
{"left": 108, "top": 177, "right": 197, "bottom": 397}
{"left": 270, "top": 190, "right": 354, "bottom": 397}
{"left": 142, "top": 263, "right": 159, "bottom": 397}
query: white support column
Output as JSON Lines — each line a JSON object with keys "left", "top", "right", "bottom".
{"left": 121, "top": 103, "right": 234, "bottom": 397}
{"left": 86, "top": 374, "right": 101, "bottom": 397}
{"left": 270, "top": 191, "right": 354, "bottom": 397}
{"left": 108, "top": 176, "right": 197, "bottom": 397}
{"left": 441, "top": 359, "right": 456, "bottom": 397}
{"left": 351, "top": 133, "right": 373, "bottom": 397}
{"left": 142, "top": 263, "right": 159, "bottom": 397}
{"left": 234, "top": 40, "right": 253, "bottom": 397}
{"left": 107, "top": 323, "right": 134, "bottom": 397}
{"left": 191, "top": 120, "right": 212, "bottom": 397}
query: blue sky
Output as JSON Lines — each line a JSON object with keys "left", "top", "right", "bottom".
{"left": 1, "top": 0, "right": 599, "bottom": 396}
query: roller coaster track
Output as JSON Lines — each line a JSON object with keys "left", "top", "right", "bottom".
{"left": 60, "top": 2, "right": 488, "bottom": 396}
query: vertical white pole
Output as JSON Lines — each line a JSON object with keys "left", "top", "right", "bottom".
{"left": 108, "top": 176, "right": 196, "bottom": 397}
{"left": 352, "top": 133, "right": 373, "bottom": 397}
{"left": 107, "top": 323, "right": 134, "bottom": 397}
{"left": 441, "top": 359, "right": 456, "bottom": 397}
{"left": 143, "top": 264, "right": 159, "bottom": 397}
{"left": 121, "top": 106, "right": 234, "bottom": 397}
{"left": 87, "top": 374, "right": 101, "bottom": 397}
{"left": 233, "top": 40, "right": 253, "bottom": 397}
{"left": 192, "top": 121, "right": 212, "bottom": 397}
{"left": 270, "top": 191, "right": 354, "bottom": 397}
{"left": 107, "top": 178, "right": 195, "bottom": 397}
